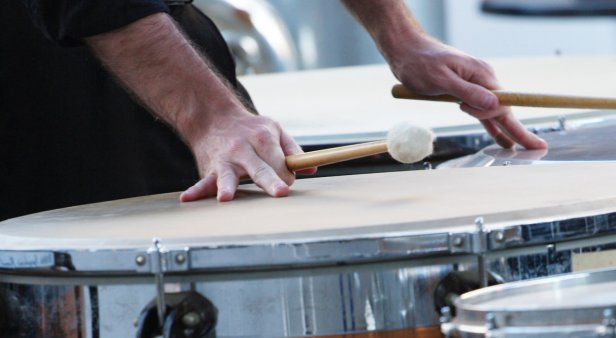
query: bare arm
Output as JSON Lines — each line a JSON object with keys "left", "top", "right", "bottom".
{"left": 87, "top": 13, "right": 306, "bottom": 201}
{"left": 341, "top": 0, "right": 546, "bottom": 149}
{"left": 87, "top": 13, "right": 238, "bottom": 142}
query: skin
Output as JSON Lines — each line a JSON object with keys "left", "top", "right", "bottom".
{"left": 87, "top": 13, "right": 315, "bottom": 202}
{"left": 341, "top": 0, "right": 547, "bottom": 150}
{"left": 87, "top": 2, "right": 547, "bottom": 202}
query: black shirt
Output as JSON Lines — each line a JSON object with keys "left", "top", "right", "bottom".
{"left": 0, "top": 1, "right": 244, "bottom": 221}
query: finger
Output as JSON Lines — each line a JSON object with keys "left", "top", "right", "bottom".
{"left": 462, "top": 103, "right": 515, "bottom": 148}
{"left": 179, "top": 175, "right": 218, "bottom": 202}
{"left": 480, "top": 119, "right": 515, "bottom": 149}
{"left": 465, "top": 59, "right": 500, "bottom": 90}
{"left": 216, "top": 165, "right": 240, "bottom": 202}
{"left": 462, "top": 103, "right": 546, "bottom": 149}
{"left": 251, "top": 125, "right": 296, "bottom": 186}
{"left": 492, "top": 114, "right": 548, "bottom": 150}
{"left": 280, "top": 128, "right": 317, "bottom": 176}
{"left": 460, "top": 102, "right": 508, "bottom": 122}
{"left": 446, "top": 68, "right": 499, "bottom": 111}
{"left": 279, "top": 128, "right": 302, "bottom": 156}
{"left": 241, "top": 152, "right": 290, "bottom": 198}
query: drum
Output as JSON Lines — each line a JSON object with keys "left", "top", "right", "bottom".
{"left": 240, "top": 55, "right": 616, "bottom": 174}
{"left": 3, "top": 163, "right": 616, "bottom": 337}
{"left": 442, "top": 267, "right": 616, "bottom": 337}
{"left": 439, "top": 118, "right": 616, "bottom": 168}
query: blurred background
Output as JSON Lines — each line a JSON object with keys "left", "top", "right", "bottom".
{"left": 192, "top": 0, "right": 616, "bottom": 75}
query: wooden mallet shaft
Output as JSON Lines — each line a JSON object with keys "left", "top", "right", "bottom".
{"left": 392, "top": 84, "right": 616, "bottom": 109}
{"left": 285, "top": 141, "right": 387, "bottom": 172}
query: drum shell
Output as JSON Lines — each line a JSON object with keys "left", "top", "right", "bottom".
{"left": 0, "top": 257, "right": 464, "bottom": 337}
{"left": 3, "top": 235, "right": 616, "bottom": 337}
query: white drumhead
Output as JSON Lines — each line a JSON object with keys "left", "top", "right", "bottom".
{"left": 240, "top": 56, "right": 616, "bottom": 144}
{"left": 446, "top": 268, "right": 616, "bottom": 337}
{"left": 469, "top": 277, "right": 616, "bottom": 310}
{"left": 2, "top": 163, "right": 616, "bottom": 250}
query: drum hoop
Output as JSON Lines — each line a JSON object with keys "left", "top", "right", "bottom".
{"left": 1, "top": 205, "right": 616, "bottom": 275}
{"left": 444, "top": 268, "right": 616, "bottom": 336}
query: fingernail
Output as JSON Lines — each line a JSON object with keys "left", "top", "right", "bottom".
{"left": 217, "top": 190, "right": 233, "bottom": 202}
{"left": 179, "top": 189, "right": 193, "bottom": 202}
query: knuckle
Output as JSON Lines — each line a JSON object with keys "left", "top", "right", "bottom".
{"left": 218, "top": 170, "right": 237, "bottom": 185}
{"left": 252, "top": 126, "right": 274, "bottom": 148}
{"left": 477, "top": 59, "right": 495, "bottom": 73}
{"left": 253, "top": 165, "right": 271, "bottom": 181}
{"left": 455, "top": 84, "right": 474, "bottom": 100}
{"left": 227, "top": 139, "right": 244, "bottom": 155}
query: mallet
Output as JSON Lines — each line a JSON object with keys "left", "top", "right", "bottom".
{"left": 392, "top": 84, "right": 616, "bottom": 109}
{"left": 286, "top": 122, "right": 435, "bottom": 172}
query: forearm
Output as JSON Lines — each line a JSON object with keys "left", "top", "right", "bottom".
{"left": 86, "top": 13, "right": 243, "bottom": 147}
{"left": 341, "top": 0, "right": 426, "bottom": 64}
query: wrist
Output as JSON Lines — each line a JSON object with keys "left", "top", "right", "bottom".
{"left": 378, "top": 27, "right": 426, "bottom": 64}
{"left": 363, "top": 5, "right": 430, "bottom": 69}
{"left": 176, "top": 92, "right": 246, "bottom": 149}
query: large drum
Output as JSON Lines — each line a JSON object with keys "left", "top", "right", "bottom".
{"left": 442, "top": 267, "right": 616, "bottom": 337}
{"left": 240, "top": 55, "right": 616, "bottom": 174}
{"left": 3, "top": 163, "right": 616, "bottom": 337}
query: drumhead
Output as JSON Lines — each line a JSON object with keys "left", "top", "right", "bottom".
{"left": 2, "top": 163, "right": 616, "bottom": 273}
{"left": 440, "top": 119, "right": 616, "bottom": 168}
{"left": 459, "top": 270, "right": 616, "bottom": 310}
{"left": 444, "top": 268, "right": 616, "bottom": 337}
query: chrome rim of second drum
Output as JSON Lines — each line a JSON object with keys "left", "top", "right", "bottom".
{"left": 438, "top": 113, "right": 616, "bottom": 168}
{"left": 442, "top": 268, "right": 616, "bottom": 337}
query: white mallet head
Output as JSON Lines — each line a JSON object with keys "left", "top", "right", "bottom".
{"left": 386, "top": 122, "right": 435, "bottom": 163}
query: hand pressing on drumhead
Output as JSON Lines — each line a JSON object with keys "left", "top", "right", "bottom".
{"left": 86, "top": 13, "right": 315, "bottom": 202}
{"left": 341, "top": 0, "right": 547, "bottom": 150}
{"left": 180, "top": 110, "right": 316, "bottom": 202}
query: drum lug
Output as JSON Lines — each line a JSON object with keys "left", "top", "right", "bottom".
{"left": 135, "top": 248, "right": 191, "bottom": 273}
{"left": 472, "top": 217, "right": 488, "bottom": 254}
{"left": 487, "top": 226, "right": 523, "bottom": 250}
{"left": 135, "top": 239, "right": 193, "bottom": 331}
{"left": 440, "top": 306, "right": 455, "bottom": 338}
{"left": 471, "top": 217, "right": 491, "bottom": 287}
{"left": 485, "top": 312, "right": 498, "bottom": 330}
{"left": 558, "top": 115, "right": 568, "bottom": 131}
{"left": 449, "top": 233, "right": 472, "bottom": 253}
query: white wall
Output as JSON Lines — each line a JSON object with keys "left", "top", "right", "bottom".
{"left": 264, "top": 0, "right": 445, "bottom": 69}
{"left": 444, "top": 0, "right": 616, "bottom": 58}
{"left": 267, "top": 0, "right": 616, "bottom": 67}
